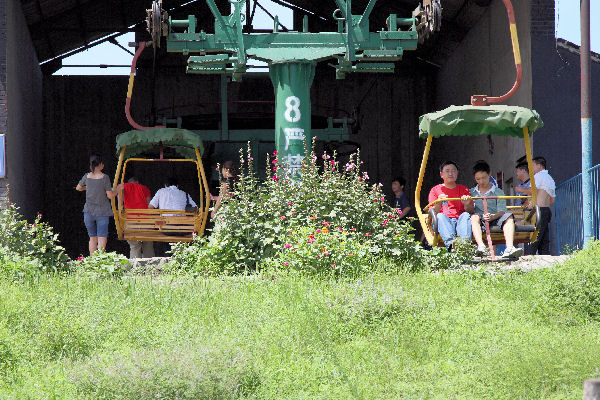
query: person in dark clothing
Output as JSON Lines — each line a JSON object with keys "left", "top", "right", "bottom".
{"left": 391, "top": 176, "right": 411, "bottom": 219}
{"left": 211, "top": 161, "right": 239, "bottom": 219}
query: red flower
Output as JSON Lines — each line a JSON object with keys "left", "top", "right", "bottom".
{"left": 273, "top": 176, "right": 279, "bottom": 182}
{"left": 280, "top": 216, "right": 286, "bottom": 220}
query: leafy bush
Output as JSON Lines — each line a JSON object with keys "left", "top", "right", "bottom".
{"left": 69, "top": 346, "right": 260, "bottom": 399}
{"left": 171, "top": 142, "right": 423, "bottom": 276}
{"left": 73, "top": 249, "right": 130, "bottom": 278}
{"left": 0, "top": 202, "right": 69, "bottom": 272}
{"left": 547, "top": 241, "right": 600, "bottom": 320}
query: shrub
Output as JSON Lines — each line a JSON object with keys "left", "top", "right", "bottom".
{"left": 172, "top": 141, "right": 422, "bottom": 275}
{"left": 68, "top": 346, "right": 260, "bottom": 399}
{"left": 73, "top": 249, "right": 130, "bottom": 278}
{"left": 547, "top": 241, "right": 600, "bottom": 320}
{"left": 0, "top": 202, "right": 69, "bottom": 272}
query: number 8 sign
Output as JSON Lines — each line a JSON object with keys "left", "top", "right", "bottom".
{"left": 284, "top": 96, "right": 301, "bottom": 123}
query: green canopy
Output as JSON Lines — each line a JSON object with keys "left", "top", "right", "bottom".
{"left": 418, "top": 105, "right": 543, "bottom": 139}
{"left": 115, "top": 128, "right": 204, "bottom": 160}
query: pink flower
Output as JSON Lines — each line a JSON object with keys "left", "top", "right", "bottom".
{"left": 272, "top": 151, "right": 278, "bottom": 156}
{"left": 363, "top": 172, "right": 369, "bottom": 180}
{"left": 280, "top": 216, "right": 286, "bottom": 220}
{"left": 273, "top": 176, "right": 279, "bottom": 182}
{"left": 316, "top": 229, "right": 322, "bottom": 233}
{"left": 77, "top": 256, "right": 83, "bottom": 261}
{"left": 395, "top": 208, "right": 403, "bottom": 215}
{"left": 38, "top": 213, "right": 42, "bottom": 217}
{"left": 284, "top": 261, "right": 290, "bottom": 266}
{"left": 287, "top": 202, "right": 292, "bottom": 206}
{"left": 332, "top": 263, "right": 337, "bottom": 267}
{"left": 248, "top": 156, "right": 254, "bottom": 161}
{"left": 330, "top": 160, "right": 335, "bottom": 166}
{"left": 284, "top": 243, "right": 291, "bottom": 248}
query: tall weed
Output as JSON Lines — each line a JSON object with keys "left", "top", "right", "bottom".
{"left": 69, "top": 346, "right": 259, "bottom": 399}
{"left": 546, "top": 240, "right": 600, "bottom": 320}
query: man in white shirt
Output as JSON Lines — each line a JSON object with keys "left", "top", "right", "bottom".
{"left": 515, "top": 157, "right": 555, "bottom": 255}
{"left": 149, "top": 177, "right": 197, "bottom": 212}
{"left": 149, "top": 177, "right": 197, "bottom": 256}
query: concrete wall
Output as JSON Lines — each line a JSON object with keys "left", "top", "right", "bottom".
{"left": 43, "top": 62, "right": 435, "bottom": 256}
{"left": 5, "top": 0, "right": 43, "bottom": 219}
{"left": 431, "top": 0, "right": 532, "bottom": 204}
{"left": 530, "top": 0, "right": 600, "bottom": 254}
{"left": 0, "top": 2, "right": 7, "bottom": 206}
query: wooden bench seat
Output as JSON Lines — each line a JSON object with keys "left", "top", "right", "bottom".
{"left": 116, "top": 209, "right": 203, "bottom": 242}
{"left": 427, "top": 205, "right": 540, "bottom": 247}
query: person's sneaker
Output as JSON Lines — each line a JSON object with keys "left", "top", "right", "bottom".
{"left": 475, "top": 244, "right": 488, "bottom": 256}
{"left": 502, "top": 246, "right": 524, "bottom": 259}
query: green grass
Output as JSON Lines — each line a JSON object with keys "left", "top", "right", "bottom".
{"left": 1, "top": 254, "right": 600, "bottom": 399}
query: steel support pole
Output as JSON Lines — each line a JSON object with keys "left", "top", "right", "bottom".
{"left": 269, "top": 61, "right": 316, "bottom": 178}
{"left": 581, "top": 0, "right": 593, "bottom": 247}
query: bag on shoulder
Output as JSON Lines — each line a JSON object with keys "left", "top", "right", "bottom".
{"left": 185, "top": 193, "right": 198, "bottom": 213}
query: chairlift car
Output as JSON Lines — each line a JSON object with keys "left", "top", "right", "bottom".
{"left": 111, "top": 128, "right": 211, "bottom": 242}
{"left": 414, "top": 105, "right": 544, "bottom": 259}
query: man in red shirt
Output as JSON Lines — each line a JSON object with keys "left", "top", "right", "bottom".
{"left": 119, "top": 177, "right": 155, "bottom": 259}
{"left": 428, "top": 161, "right": 474, "bottom": 249}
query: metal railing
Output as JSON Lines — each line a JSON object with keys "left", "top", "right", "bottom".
{"left": 555, "top": 163, "right": 600, "bottom": 254}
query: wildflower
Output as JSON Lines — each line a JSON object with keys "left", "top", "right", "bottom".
{"left": 310, "top": 216, "right": 317, "bottom": 220}
{"left": 284, "top": 261, "right": 290, "bottom": 266}
{"left": 316, "top": 229, "right": 322, "bottom": 233}
{"left": 307, "top": 238, "right": 315, "bottom": 244}
{"left": 322, "top": 221, "right": 330, "bottom": 226}
{"left": 332, "top": 263, "right": 337, "bottom": 267}
{"left": 273, "top": 176, "right": 279, "bottom": 182}
{"left": 364, "top": 232, "right": 372, "bottom": 237}
{"left": 287, "top": 202, "right": 292, "bottom": 206}
{"left": 378, "top": 183, "right": 383, "bottom": 187}
{"left": 32, "top": 224, "right": 36, "bottom": 227}
{"left": 382, "top": 219, "right": 389, "bottom": 226}
{"left": 322, "top": 228, "right": 329, "bottom": 233}
{"left": 395, "top": 208, "right": 403, "bottom": 215}
{"left": 345, "top": 162, "right": 355, "bottom": 171}
{"left": 348, "top": 254, "right": 354, "bottom": 257}
{"left": 38, "top": 213, "right": 43, "bottom": 217}
{"left": 330, "top": 160, "right": 335, "bottom": 166}
{"left": 273, "top": 151, "right": 278, "bottom": 156}
{"left": 380, "top": 197, "right": 385, "bottom": 201}
{"left": 291, "top": 211, "right": 297, "bottom": 215}
{"left": 321, "top": 247, "right": 327, "bottom": 252}
{"left": 363, "top": 172, "right": 370, "bottom": 180}
{"left": 284, "top": 243, "right": 291, "bottom": 248}
{"left": 248, "top": 156, "right": 254, "bottom": 161}
{"left": 280, "top": 216, "right": 286, "bottom": 220}
{"left": 77, "top": 256, "right": 83, "bottom": 261}
{"left": 324, "top": 252, "right": 330, "bottom": 256}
